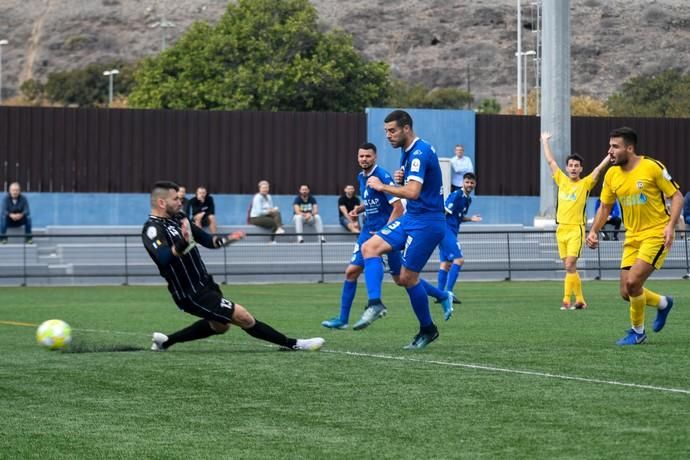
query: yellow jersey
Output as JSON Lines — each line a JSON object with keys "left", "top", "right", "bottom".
{"left": 600, "top": 156, "right": 680, "bottom": 236}
{"left": 554, "top": 169, "right": 596, "bottom": 225}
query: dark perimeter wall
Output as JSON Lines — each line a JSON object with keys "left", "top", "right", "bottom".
{"left": 1, "top": 107, "right": 688, "bottom": 196}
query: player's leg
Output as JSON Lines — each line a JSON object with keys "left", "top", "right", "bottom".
{"left": 437, "top": 261, "right": 450, "bottom": 290}
{"left": 400, "top": 223, "right": 445, "bottom": 348}
{"left": 569, "top": 225, "right": 586, "bottom": 309}
{"left": 445, "top": 241, "right": 465, "bottom": 299}
{"left": 634, "top": 236, "right": 674, "bottom": 333}
{"left": 354, "top": 233, "right": 395, "bottom": 330}
{"left": 322, "top": 263, "right": 362, "bottom": 329}
{"left": 556, "top": 226, "right": 572, "bottom": 309}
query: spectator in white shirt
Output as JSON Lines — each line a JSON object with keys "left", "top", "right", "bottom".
{"left": 249, "top": 180, "right": 285, "bottom": 242}
{"left": 450, "top": 144, "right": 474, "bottom": 192}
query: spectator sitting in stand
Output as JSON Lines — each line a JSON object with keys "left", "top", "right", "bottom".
{"left": 177, "top": 186, "right": 189, "bottom": 213}
{"left": 248, "top": 180, "right": 285, "bottom": 242}
{"left": 292, "top": 184, "right": 325, "bottom": 243}
{"left": 187, "top": 186, "right": 218, "bottom": 234}
{"left": 1, "top": 182, "right": 33, "bottom": 244}
{"left": 338, "top": 185, "right": 361, "bottom": 234}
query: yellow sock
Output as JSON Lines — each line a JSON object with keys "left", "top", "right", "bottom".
{"left": 629, "top": 293, "right": 646, "bottom": 329}
{"left": 644, "top": 288, "right": 661, "bottom": 308}
{"left": 572, "top": 271, "right": 585, "bottom": 303}
{"left": 563, "top": 273, "right": 574, "bottom": 303}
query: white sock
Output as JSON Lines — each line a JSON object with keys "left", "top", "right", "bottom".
{"left": 632, "top": 325, "right": 645, "bottom": 334}
{"left": 658, "top": 296, "right": 668, "bottom": 309}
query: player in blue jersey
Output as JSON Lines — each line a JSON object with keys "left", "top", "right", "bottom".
{"left": 321, "top": 143, "right": 404, "bottom": 330}
{"left": 356, "top": 110, "right": 452, "bottom": 349}
{"left": 434, "top": 172, "right": 481, "bottom": 303}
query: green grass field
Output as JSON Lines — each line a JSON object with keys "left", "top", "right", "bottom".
{"left": 1, "top": 280, "right": 688, "bottom": 459}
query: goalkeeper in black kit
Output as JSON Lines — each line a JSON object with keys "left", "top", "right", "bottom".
{"left": 142, "top": 181, "right": 324, "bottom": 352}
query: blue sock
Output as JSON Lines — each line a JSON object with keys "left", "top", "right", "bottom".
{"left": 419, "top": 278, "right": 447, "bottom": 300}
{"left": 437, "top": 269, "right": 449, "bottom": 291}
{"left": 363, "top": 257, "right": 384, "bottom": 303}
{"left": 447, "top": 264, "right": 463, "bottom": 292}
{"left": 339, "top": 279, "right": 357, "bottom": 323}
{"left": 406, "top": 283, "right": 433, "bottom": 328}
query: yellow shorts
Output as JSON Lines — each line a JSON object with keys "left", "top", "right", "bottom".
{"left": 621, "top": 232, "right": 668, "bottom": 269}
{"left": 556, "top": 224, "right": 584, "bottom": 259}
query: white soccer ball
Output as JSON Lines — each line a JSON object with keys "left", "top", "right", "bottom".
{"left": 36, "top": 319, "right": 72, "bottom": 350}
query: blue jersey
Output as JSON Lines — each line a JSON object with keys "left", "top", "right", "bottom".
{"left": 358, "top": 165, "right": 399, "bottom": 233}
{"left": 444, "top": 189, "right": 472, "bottom": 234}
{"left": 399, "top": 138, "right": 444, "bottom": 218}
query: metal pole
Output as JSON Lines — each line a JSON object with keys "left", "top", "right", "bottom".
{"left": 0, "top": 40, "right": 8, "bottom": 105}
{"left": 123, "top": 234, "right": 129, "bottom": 286}
{"left": 516, "top": 0, "right": 522, "bottom": 112}
{"left": 0, "top": 42, "right": 4, "bottom": 105}
{"left": 539, "top": 0, "right": 570, "bottom": 218}
{"left": 505, "top": 232, "right": 512, "bottom": 281}
{"left": 108, "top": 74, "right": 114, "bottom": 106}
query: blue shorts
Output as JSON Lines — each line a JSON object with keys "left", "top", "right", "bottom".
{"left": 377, "top": 215, "right": 445, "bottom": 273}
{"left": 351, "top": 231, "right": 401, "bottom": 275}
{"left": 439, "top": 229, "right": 463, "bottom": 262}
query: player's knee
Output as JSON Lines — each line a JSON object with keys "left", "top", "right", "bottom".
{"left": 345, "top": 265, "right": 362, "bottom": 281}
{"left": 439, "top": 262, "right": 451, "bottom": 271}
{"left": 624, "top": 278, "right": 642, "bottom": 296}
{"left": 398, "top": 271, "right": 418, "bottom": 287}
{"left": 209, "top": 320, "right": 230, "bottom": 334}
{"left": 454, "top": 258, "right": 464, "bottom": 266}
{"left": 230, "top": 304, "right": 255, "bottom": 328}
{"left": 207, "top": 214, "right": 217, "bottom": 223}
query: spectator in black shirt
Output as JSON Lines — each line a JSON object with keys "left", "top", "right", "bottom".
{"left": 187, "top": 186, "right": 218, "bottom": 234}
{"left": 338, "top": 184, "right": 361, "bottom": 234}
{"left": 142, "top": 181, "right": 324, "bottom": 352}
{"left": 1, "top": 182, "right": 33, "bottom": 244}
{"left": 177, "top": 186, "right": 188, "bottom": 214}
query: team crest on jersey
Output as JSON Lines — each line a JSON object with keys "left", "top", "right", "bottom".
{"left": 410, "top": 158, "right": 421, "bottom": 173}
{"left": 146, "top": 226, "right": 157, "bottom": 239}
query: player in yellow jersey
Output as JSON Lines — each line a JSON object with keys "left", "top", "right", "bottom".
{"left": 541, "top": 132, "right": 611, "bottom": 310}
{"left": 586, "top": 127, "right": 682, "bottom": 346}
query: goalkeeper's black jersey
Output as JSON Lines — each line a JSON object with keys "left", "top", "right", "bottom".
{"left": 142, "top": 215, "right": 214, "bottom": 302}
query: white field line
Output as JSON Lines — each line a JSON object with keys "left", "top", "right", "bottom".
{"left": 4, "top": 321, "right": 688, "bottom": 395}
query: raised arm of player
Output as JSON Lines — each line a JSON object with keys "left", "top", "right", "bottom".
{"left": 540, "top": 131, "right": 560, "bottom": 176}
{"left": 589, "top": 154, "right": 613, "bottom": 182}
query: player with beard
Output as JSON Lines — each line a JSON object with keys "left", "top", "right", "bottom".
{"left": 321, "top": 142, "right": 404, "bottom": 330}
{"left": 587, "top": 127, "right": 682, "bottom": 345}
{"left": 142, "top": 181, "right": 324, "bottom": 352}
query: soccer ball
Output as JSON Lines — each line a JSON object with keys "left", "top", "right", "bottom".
{"left": 36, "top": 319, "right": 72, "bottom": 350}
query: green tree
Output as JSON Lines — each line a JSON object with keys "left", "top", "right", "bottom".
{"left": 476, "top": 98, "right": 501, "bottom": 114}
{"left": 19, "top": 79, "right": 44, "bottom": 103}
{"left": 41, "top": 61, "right": 136, "bottom": 107}
{"left": 386, "top": 80, "right": 472, "bottom": 109}
{"left": 606, "top": 69, "right": 690, "bottom": 117}
{"left": 129, "top": 0, "right": 390, "bottom": 111}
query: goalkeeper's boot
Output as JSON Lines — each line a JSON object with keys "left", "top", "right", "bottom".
{"left": 151, "top": 332, "right": 169, "bottom": 351}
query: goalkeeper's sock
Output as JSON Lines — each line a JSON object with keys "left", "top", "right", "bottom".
{"left": 165, "top": 319, "right": 219, "bottom": 348}
{"left": 244, "top": 320, "right": 296, "bottom": 348}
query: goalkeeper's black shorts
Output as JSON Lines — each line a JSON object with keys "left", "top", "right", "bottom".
{"left": 177, "top": 281, "right": 236, "bottom": 324}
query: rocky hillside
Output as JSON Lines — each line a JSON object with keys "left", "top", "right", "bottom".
{"left": 2, "top": 0, "right": 690, "bottom": 107}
